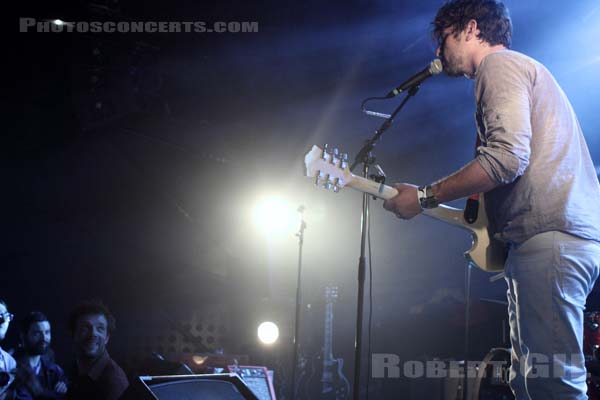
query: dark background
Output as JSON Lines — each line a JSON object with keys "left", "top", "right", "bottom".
{"left": 4, "top": 0, "right": 600, "bottom": 398}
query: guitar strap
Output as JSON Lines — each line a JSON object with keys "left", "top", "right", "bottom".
{"left": 463, "top": 135, "right": 482, "bottom": 224}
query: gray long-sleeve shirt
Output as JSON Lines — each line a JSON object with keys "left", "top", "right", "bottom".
{"left": 474, "top": 50, "right": 600, "bottom": 245}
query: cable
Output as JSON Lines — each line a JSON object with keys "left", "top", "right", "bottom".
{"left": 360, "top": 96, "right": 390, "bottom": 110}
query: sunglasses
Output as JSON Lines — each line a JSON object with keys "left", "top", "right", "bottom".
{"left": 0, "top": 313, "right": 14, "bottom": 324}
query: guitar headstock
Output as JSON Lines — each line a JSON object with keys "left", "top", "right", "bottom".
{"left": 325, "top": 286, "right": 339, "bottom": 303}
{"left": 304, "top": 145, "right": 352, "bottom": 193}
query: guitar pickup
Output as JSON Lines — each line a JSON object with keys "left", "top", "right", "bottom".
{"left": 464, "top": 197, "right": 479, "bottom": 224}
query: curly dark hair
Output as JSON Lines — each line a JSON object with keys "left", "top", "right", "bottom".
{"left": 67, "top": 299, "right": 116, "bottom": 336}
{"left": 432, "top": 0, "right": 512, "bottom": 48}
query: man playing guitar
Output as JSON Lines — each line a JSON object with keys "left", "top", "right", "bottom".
{"left": 383, "top": 1, "right": 600, "bottom": 399}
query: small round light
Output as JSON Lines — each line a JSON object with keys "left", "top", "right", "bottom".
{"left": 257, "top": 321, "right": 279, "bottom": 345}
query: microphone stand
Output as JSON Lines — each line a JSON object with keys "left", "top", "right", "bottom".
{"left": 290, "top": 205, "right": 307, "bottom": 400}
{"left": 350, "top": 86, "right": 420, "bottom": 400}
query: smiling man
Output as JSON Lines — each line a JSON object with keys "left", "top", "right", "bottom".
{"left": 66, "top": 300, "right": 128, "bottom": 400}
{"left": 382, "top": 0, "right": 600, "bottom": 399}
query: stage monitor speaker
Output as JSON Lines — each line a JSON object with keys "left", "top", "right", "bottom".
{"left": 131, "top": 373, "right": 260, "bottom": 400}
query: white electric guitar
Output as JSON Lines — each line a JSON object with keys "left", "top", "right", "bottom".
{"left": 304, "top": 145, "right": 506, "bottom": 272}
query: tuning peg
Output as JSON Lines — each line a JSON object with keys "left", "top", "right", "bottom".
{"left": 322, "top": 144, "right": 330, "bottom": 159}
{"left": 333, "top": 148, "right": 339, "bottom": 156}
{"left": 327, "top": 176, "right": 339, "bottom": 192}
{"left": 324, "top": 174, "right": 334, "bottom": 190}
{"left": 332, "top": 177, "right": 341, "bottom": 192}
{"left": 315, "top": 170, "right": 326, "bottom": 185}
{"left": 340, "top": 153, "right": 348, "bottom": 169}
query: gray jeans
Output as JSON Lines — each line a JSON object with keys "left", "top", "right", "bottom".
{"left": 505, "top": 231, "right": 600, "bottom": 400}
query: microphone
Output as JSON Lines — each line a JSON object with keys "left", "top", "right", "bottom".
{"left": 385, "top": 59, "right": 443, "bottom": 98}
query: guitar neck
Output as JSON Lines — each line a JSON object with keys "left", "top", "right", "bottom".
{"left": 348, "top": 174, "right": 397, "bottom": 200}
{"left": 303, "top": 144, "right": 504, "bottom": 273}
{"left": 347, "top": 174, "right": 466, "bottom": 228}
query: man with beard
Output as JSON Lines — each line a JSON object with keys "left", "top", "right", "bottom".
{"left": 0, "top": 300, "right": 17, "bottom": 400}
{"left": 66, "top": 300, "right": 128, "bottom": 400}
{"left": 13, "top": 312, "right": 67, "bottom": 399}
{"left": 382, "top": 0, "right": 600, "bottom": 399}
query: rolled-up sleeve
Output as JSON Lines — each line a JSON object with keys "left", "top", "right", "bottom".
{"left": 475, "top": 53, "right": 533, "bottom": 185}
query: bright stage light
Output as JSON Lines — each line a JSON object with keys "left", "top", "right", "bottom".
{"left": 257, "top": 321, "right": 279, "bottom": 345}
{"left": 52, "top": 19, "right": 65, "bottom": 26}
{"left": 252, "top": 196, "right": 298, "bottom": 237}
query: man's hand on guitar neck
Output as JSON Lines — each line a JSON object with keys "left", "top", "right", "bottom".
{"left": 383, "top": 183, "right": 422, "bottom": 220}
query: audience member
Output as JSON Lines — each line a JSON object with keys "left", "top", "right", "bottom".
{"left": 66, "top": 300, "right": 128, "bottom": 400}
{"left": 0, "top": 300, "right": 17, "bottom": 400}
{"left": 13, "top": 311, "right": 67, "bottom": 399}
